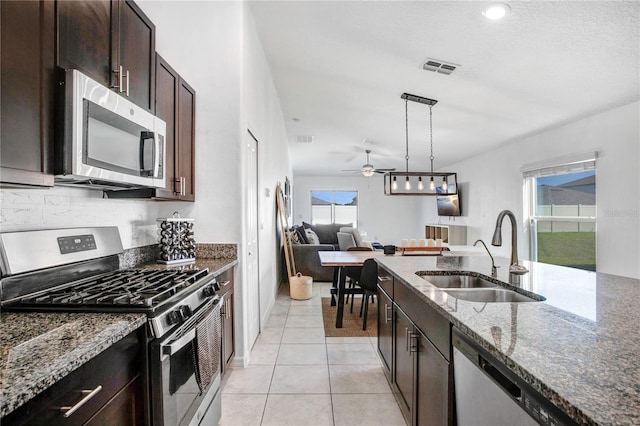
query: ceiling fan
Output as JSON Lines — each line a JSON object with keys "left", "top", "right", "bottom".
{"left": 342, "top": 150, "right": 396, "bottom": 177}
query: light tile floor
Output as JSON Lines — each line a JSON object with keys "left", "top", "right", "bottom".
{"left": 219, "top": 282, "right": 405, "bottom": 426}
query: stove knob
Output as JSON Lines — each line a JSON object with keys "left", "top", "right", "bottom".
{"left": 167, "top": 310, "right": 181, "bottom": 325}
{"left": 212, "top": 280, "right": 221, "bottom": 292}
{"left": 178, "top": 305, "right": 193, "bottom": 321}
{"left": 202, "top": 284, "right": 216, "bottom": 298}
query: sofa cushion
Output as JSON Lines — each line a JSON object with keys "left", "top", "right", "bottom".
{"left": 339, "top": 226, "right": 364, "bottom": 247}
{"left": 305, "top": 228, "right": 320, "bottom": 244}
{"left": 302, "top": 222, "right": 353, "bottom": 245}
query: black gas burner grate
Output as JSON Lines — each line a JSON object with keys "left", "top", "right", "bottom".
{"left": 17, "top": 268, "right": 210, "bottom": 309}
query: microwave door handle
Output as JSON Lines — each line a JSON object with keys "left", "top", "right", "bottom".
{"left": 139, "top": 131, "right": 154, "bottom": 176}
{"left": 153, "top": 133, "right": 161, "bottom": 178}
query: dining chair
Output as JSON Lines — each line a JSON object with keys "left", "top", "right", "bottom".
{"left": 344, "top": 246, "right": 373, "bottom": 312}
{"left": 356, "top": 258, "right": 378, "bottom": 330}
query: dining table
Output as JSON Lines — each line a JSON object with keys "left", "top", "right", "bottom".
{"left": 318, "top": 250, "right": 388, "bottom": 328}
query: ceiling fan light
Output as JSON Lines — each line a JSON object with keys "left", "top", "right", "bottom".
{"left": 362, "top": 169, "right": 375, "bottom": 177}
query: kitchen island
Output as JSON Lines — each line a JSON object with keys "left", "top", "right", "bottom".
{"left": 376, "top": 253, "right": 640, "bottom": 426}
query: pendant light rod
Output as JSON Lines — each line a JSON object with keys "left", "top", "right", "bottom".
{"left": 405, "top": 99, "right": 409, "bottom": 173}
{"left": 401, "top": 92, "right": 438, "bottom": 106}
{"left": 429, "top": 105, "right": 434, "bottom": 174}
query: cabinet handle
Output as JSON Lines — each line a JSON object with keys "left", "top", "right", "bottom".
{"left": 125, "top": 69, "right": 130, "bottom": 96}
{"left": 405, "top": 327, "right": 410, "bottom": 352}
{"left": 384, "top": 304, "right": 392, "bottom": 323}
{"left": 182, "top": 177, "right": 186, "bottom": 196}
{"left": 378, "top": 275, "right": 391, "bottom": 282}
{"left": 226, "top": 299, "right": 231, "bottom": 319}
{"left": 409, "top": 332, "right": 418, "bottom": 355}
{"left": 60, "top": 385, "right": 102, "bottom": 417}
{"left": 112, "top": 66, "right": 124, "bottom": 92}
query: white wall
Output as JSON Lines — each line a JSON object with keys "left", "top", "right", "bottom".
{"left": 242, "top": 5, "right": 292, "bottom": 355}
{"left": 423, "top": 101, "right": 640, "bottom": 279}
{"left": 292, "top": 175, "right": 425, "bottom": 245}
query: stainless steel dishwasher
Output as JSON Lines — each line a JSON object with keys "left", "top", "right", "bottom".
{"left": 453, "top": 327, "right": 577, "bottom": 426}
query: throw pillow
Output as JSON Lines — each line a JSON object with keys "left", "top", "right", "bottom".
{"left": 305, "top": 228, "right": 320, "bottom": 244}
{"left": 289, "top": 225, "right": 308, "bottom": 244}
{"left": 288, "top": 229, "right": 303, "bottom": 245}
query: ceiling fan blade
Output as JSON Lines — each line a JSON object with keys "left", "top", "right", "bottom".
{"left": 340, "top": 169, "right": 362, "bottom": 172}
{"left": 373, "top": 168, "right": 396, "bottom": 173}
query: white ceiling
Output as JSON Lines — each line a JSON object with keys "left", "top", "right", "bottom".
{"left": 249, "top": 1, "right": 640, "bottom": 176}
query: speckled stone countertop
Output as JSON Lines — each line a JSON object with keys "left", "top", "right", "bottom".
{"left": 139, "top": 257, "right": 237, "bottom": 276}
{"left": 376, "top": 253, "right": 640, "bottom": 426}
{"left": 0, "top": 312, "right": 146, "bottom": 417}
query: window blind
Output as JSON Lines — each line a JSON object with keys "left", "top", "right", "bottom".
{"left": 521, "top": 151, "right": 597, "bottom": 178}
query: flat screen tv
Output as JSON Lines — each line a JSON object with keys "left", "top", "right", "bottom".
{"left": 437, "top": 194, "right": 461, "bottom": 216}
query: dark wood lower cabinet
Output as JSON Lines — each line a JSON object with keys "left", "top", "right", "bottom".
{"left": 379, "top": 278, "right": 453, "bottom": 426}
{"left": 393, "top": 305, "right": 415, "bottom": 424}
{"left": 377, "top": 286, "right": 393, "bottom": 381}
{"left": 217, "top": 267, "right": 236, "bottom": 373}
{"left": 415, "top": 328, "right": 451, "bottom": 426}
{"left": 2, "top": 328, "right": 147, "bottom": 426}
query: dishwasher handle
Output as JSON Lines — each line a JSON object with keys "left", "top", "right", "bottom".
{"left": 479, "top": 354, "right": 522, "bottom": 401}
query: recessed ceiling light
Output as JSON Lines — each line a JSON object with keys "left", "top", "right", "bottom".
{"left": 482, "top": 3, "right": 511, "bottom": 20}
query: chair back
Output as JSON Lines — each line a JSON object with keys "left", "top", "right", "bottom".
{"left": 337, "top": 232, "right": 356, "bottom": 251}
{"left": 346, "top": 246, "right": 373, "bottom": 252}
{"left": 358, "top": 259, "right": 378, "bottom": 292}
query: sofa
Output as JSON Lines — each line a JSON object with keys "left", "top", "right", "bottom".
{"left": 281, "top": 222, "right": 353, "bottom": 282}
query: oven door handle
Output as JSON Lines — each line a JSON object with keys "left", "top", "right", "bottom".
{"left": 162, "top": 329, "right": 196, "bottom": 356}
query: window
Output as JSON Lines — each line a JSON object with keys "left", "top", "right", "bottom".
{"left": 524, "top": 157, "right": 596, "bottom": 271}
{"left": 311, "top": 190, "right": 358, "bottom": 227}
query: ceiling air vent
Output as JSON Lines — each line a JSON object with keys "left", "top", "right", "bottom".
{"left": 422, "top": 58, "right": 459, "bottom": 75}
{"left": 296, "top": 135, "right": 314, "bottom": 143}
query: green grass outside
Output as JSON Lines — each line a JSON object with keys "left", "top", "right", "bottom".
{"left": 537, "top": 232, "right": 596, "bottom": 271}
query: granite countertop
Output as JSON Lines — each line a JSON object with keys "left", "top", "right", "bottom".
{"left": 376, "top": 254, "right": 640, "bottom": 426}
{"left": 0, "top": 249, "right": 237, "bottom": 419}
{"left": 0, "top": 312, "right": 146, "bottom": 417}
{"left": 139, "top": 257, "right": 237, "bottom": 276}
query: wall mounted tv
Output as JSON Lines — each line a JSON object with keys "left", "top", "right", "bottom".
{"left": 437, "top": 193, "right": 461, "bottom": 216}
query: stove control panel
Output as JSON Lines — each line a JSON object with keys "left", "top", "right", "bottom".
{"left": 57, "top": 234, "right": 97, "bottom": 254}
{"left": 167, "top": 305, "right": 193, "bottom": 325}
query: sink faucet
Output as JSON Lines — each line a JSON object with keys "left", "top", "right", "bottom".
{"left": 473, "top": 239, "right": 498, "bottom": 277}
{"left": 491, "top": 209, "right": 529, "bottom": 275}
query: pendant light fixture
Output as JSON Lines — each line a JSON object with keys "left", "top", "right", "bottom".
{"left": 384, "top": 93, "right": 458, "bottom": 196}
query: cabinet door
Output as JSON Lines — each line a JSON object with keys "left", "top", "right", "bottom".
{"left": 416, "top": 329, "right": 451, "bottom": 426}
{"left": 176, "top": 78, "right": 196, "bottom": 200}
{"left": 85, "top": 374, "right": 145, "bottom": 425}
{"left": 1, "top": 0, "right": 55, "bottom": 187}
{"left": 154, "top": 54, "right": 179, "bottom": 198}
{"left": 116, "top": 0, "right": 155, "bottom": 111}
{"left": 377, "top": 287, "right": 393, "bottom": 381}
{"left": 222, "top": 289, "right": 235, "bottom": 370}
{"left": 57, "top": 0, "right": 113, "bottom": 87}
{"left": 393, "top": 305, "right": 415, "bottom": 424}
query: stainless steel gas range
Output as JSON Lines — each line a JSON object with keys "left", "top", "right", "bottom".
{"left": 0, "top": 227, "right": 223, "bottom": 426}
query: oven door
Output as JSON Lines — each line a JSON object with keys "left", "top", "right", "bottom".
{"left": 150, "top": 295, "right": 223, "bottom": 426}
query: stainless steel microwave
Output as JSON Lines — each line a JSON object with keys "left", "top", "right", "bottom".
{"left": 55, "top": 69, "right": 166, "bottom": 190}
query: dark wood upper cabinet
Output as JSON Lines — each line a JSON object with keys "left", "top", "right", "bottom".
{"left": 177, "top": 78, "right": 196, "bottom": 200}
{"left": 57, "top": 0, "right": 155, "bottom": 111}
{"left": 0, "top": 0, "right": 55, "bottom": 187}
{"left": 104, "top": 54, "right": 196, "bottom": 201}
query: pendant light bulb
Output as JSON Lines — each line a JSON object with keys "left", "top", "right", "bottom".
{"left": 405, "top": 176, "right": 411, "bottom": 190}
{"left": 418, "top": 177, "right": 424, "bottom": 191}
{"left": 442, "top": 176, "right": 448, "bottom": 192}
{"left": 391, "top": 176, "right": 398, "bottom": 191}
{"left": 429, "top": 176, "right": 435, "bottom": 191}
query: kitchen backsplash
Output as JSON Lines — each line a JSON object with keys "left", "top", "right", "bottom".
{"left": 119, "top": 243, "right": 238, "bottom": 268}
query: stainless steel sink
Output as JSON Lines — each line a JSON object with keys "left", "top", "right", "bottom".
{"left": 442, "top": 288, "right": 539, "bottom": 303}
{"left": 419, "top": 274, "right": 498, "bottom": 289}
{"left": 417, "top": 272, "right": 544, "bottom": 303}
